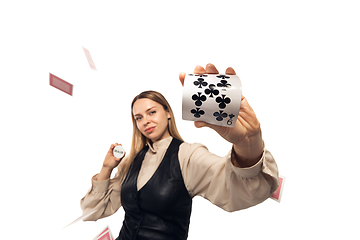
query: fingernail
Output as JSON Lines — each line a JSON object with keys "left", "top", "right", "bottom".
{"left": 194, "top": 65, "right": 203, "bottom": 71}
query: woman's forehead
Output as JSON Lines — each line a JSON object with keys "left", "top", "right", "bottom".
{"left": 132, "top": 98, "right": 161, "bottom": 114}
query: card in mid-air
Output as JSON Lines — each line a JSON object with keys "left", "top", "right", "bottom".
{"left": 49, "top": 73, "right": 73, "bottom": 96}
{"left": 82, "top": 46, "right": 97, "bottom": 70}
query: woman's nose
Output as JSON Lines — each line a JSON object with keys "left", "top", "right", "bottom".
{"left": 143, "top": 116, "right": 150, "bottom": 125}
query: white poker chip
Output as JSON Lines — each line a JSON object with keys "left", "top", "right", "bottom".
{"left": 113, "top": 145, "right": 125, "bottom": 159}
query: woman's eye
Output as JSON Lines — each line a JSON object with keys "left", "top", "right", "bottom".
{"left": 150, "top": 111, "right": 156, "bottom": 115}
{"left": 135, "top": 116, "right": 142, "bottom": 121}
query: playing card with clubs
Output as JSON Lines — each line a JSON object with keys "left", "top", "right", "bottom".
{"left": 271, "top": 175, "right": 285, "bottom": 203}
{"left": 182, "top": 73, "right": 242, "bottom": 127}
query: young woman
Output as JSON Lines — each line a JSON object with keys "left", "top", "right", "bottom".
{"left": 81, "top": 64, "right": 279, "bottom": 240}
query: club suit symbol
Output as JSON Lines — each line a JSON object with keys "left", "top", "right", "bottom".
{"left": 216, "top": 95, "right": 231, "bottom": 109}
{"left": 204, "top": 84, "right": 219, "bottom": 98}
{"left": 190, "top": 108, "right": 205, "bottom": 118}
{"left": 193, "top": 78, "right": 208, "bottom": 89}
{"left": 213, "top": 110, "right": 228, "bottom": 121}
{"left": 192, "top": 92, "right": 207, "bottom": 106}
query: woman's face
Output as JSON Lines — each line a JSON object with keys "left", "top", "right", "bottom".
{"left": 132, "top": 98, "right": 171, "bottom": 143}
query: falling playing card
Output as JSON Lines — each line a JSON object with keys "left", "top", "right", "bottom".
{"left": 94, "top": 226, "right": 114, "bottom": 240}
{"left": 82, "top": 46, "right": 97, "bottom": 70}
{"left": 182, "top": 73, "right": 242, "bottom": 127}
{"left": 49, "top": 73, "right": 73, "bottom": 96}
{"left": 271, "top": 176, "right": 285, "bottom": 203}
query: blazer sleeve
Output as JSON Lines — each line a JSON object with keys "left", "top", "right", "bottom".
{"left": 179, "top": 142, "right": 279, "bottom": 212}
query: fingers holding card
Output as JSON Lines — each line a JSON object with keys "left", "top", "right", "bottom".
{"left": 182, "top": 73, "right": 242, "bottom": 127}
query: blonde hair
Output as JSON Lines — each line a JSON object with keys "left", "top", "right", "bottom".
{"left": 117, "top": 90, "right": 183, "bottom": 183}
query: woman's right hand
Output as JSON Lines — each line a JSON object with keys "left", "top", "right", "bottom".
{"left": 102, "top": 143, "right": 125, "bottom": 170}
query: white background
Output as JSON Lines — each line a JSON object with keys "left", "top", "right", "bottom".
{"left": 1, "top": 0, "right": 359, "bottom": 239}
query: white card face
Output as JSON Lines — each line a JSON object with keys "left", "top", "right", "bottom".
{"left": 182, "top": 73, "right": 242, "bottom": 127}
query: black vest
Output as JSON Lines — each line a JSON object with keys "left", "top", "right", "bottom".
{"left": 117, "top": 138, "right": 192, "bottom": 240}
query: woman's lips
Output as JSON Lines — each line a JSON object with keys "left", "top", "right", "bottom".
{"left": 145, "top": 126, "right": 155, "bottom": 133}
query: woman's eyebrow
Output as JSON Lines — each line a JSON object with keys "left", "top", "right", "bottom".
{"left": 146, "top": 106, "right": 156, "bottom": 112}
{"left": 134, "top": 106, "right": 157, "bottom": 116}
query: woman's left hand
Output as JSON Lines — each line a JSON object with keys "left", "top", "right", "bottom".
{"left": 179, "top": 63, "right": 264, "bottom": 166}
